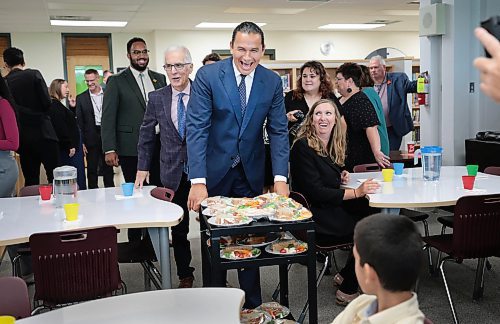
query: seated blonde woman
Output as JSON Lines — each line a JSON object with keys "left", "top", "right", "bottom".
{"left": 290, "top": 98, "right": 380, "bottom": 305}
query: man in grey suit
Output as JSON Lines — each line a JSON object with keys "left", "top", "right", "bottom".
{"left": 76, "top": 69, "right": 114, "bottom": 189}
{"left": 135, "top": 46, "right": 195, "bottom": 288}
{"left": 101, "top": 37, "right": 166, "bottom": 241}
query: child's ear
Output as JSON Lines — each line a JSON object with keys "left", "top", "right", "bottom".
{"left": 364, "top": 263, "right": 379, "bottom": 285}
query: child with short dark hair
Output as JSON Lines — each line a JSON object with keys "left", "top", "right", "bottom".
{"left": 332, "top": 213, "right": 425, "bottom": 323}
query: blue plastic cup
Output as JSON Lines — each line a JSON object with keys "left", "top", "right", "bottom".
{"left": 121, "top": 183, "right": 134, "bottom": 197}
{"left": 393, "top": 163, "right": 404, "bottom": 175}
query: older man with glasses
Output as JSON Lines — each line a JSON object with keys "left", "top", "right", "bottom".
{"left": 135, "top": 45, "right": 195, "bottom": 288}
{"left": 101, "top": 37, "right": 166, "bottom": 241}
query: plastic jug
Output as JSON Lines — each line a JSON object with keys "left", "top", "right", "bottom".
{"left": 53, "top": 166, "right": 78, "bottom": 207}
{"left": 414, "top": 146, "right": 443, "bottom": 181}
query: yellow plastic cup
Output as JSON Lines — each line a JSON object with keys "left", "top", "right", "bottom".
{"left": 0, "top": 316, "right": 15, "bottom": 324}
{"left": 64, "top": 203, "right": 80, "bottom": 221}
{"left": 382, "top": 168, "right": 395, "bottom": 182}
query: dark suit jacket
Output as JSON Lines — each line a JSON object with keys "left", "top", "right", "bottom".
{"left": 290, "top": 138, "right": 356, "bottom": 237}
{"left": 137, "top": 85, "right": 187, "bottom": 191}
{"left": 76, "top": 90, "right": 100, "bottom": 148}
{"left": 49, "top": 99, "right": 79, "bottom": 151}
{"left": 186, "top": 58, "right": 289, "bottom": 193}
{"left": 387, "top": 72, "right": 417, "bottom": 137}
{"left": 101, "top": 67, "right": 166, "bottom": 156}
{"left": 5, "top": 68, "right": 53, "bottom": 147}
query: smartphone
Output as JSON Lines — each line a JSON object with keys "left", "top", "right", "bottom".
{"left": 481, "top": 16, "right": 500, "bottom": 57}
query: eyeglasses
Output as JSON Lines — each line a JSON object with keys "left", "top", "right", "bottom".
{"left": 163, "top": 63, "right": 191, "bottom": 71}
{"left": 130, "top": 49, "right": 150, "bottom": 55}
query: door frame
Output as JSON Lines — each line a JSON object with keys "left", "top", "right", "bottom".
{"left": 61, "top": 33, "right": 113, "bottom": 81}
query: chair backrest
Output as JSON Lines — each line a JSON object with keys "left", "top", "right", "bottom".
{"left": 150, "top": 187, "right": 175, "bottom": 202}
{"left": 453, "top": 194, "right": 500, "bottom": 259}
{"left": 424, "top": 318, "right": 434, "bottom": 324}
{"left": 289, "top": 191, "right": 310, "bottom": 209}
{"left": 484, "top": 166, "right": 500, "bottom": 176}
{"left": 29, "top": 226, "right": 120, "bottom": 306}
{"left": 353, "top": 163, "right": 381, "bottom": 173}
{"left": 0, "top": 277, "right": 31, "bottom": 319}
{"left": 19, "top": 185, "right": 41, "bottom": 197}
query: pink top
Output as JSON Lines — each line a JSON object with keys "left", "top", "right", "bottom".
{"left": 0, "top": 98, "right": 19, "bottom": 151}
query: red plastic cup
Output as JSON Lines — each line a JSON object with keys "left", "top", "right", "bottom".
{"left": 39, "top": 184, "right": 53, "bottom": 200}
{"left": 407, "top": 143, "right": 415, "bottom": 154}
{"left": 462, "top": 176, "right": 475, "bottom": 190}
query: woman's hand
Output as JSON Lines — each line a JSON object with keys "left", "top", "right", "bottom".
{"left": 286, "top": 109, "right": 300, "bottom": 122}
{"left": 340, "top": 170, "right": 350, "bottom": 185}
{"left": 69, "top": 148, "right": 76, "bottom": 157}
{"left": 357, "top": 178, "right": 380, "bottom": 196}
{"left": 374, "top": 150, "right": 391, "bottom": 168}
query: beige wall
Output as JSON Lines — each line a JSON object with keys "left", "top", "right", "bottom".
{"left": 9, "top": 30, "right": 419, "bottom": 80}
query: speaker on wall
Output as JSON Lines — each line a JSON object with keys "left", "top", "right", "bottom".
{"left": 419, "top": 3, "right": 447, "bottom": 36}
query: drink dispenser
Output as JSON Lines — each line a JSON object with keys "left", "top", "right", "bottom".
{"left": 414, "top": 146, "right": 443, "bottom": 181}
{"left": 53, "top": 166, "right": 78, "bottom": 207}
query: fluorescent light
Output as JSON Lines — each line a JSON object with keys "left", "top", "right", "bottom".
{"left": 196, "top": 22, "right": 266, "bottom": 29}
{"left": 318, "top": 23, "right": 385, "bottom": 30}
{"left": 50, "top": 20, "right": 127, "bottom": 27}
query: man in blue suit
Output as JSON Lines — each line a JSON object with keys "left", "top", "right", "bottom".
{"left": 136, "top": 45, "right": 195, "bottom": 288}
{"left": 186, "top": 22, "right": 289, "bottom": 308}
{"left": 369, "top": 55, "right": 417, "bottom": 150}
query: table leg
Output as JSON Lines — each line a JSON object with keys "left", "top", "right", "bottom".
{"left": 473, "top": 258, "right": 486, "bottom": 300}
{"left": 278, "top": 264, "right": 289, "bottom": 307}
{"left": 148, "top": 227, "right": 172, "bottom": 289}
{"left": 381, "top": 208, "right": 400, "bottom": 215}
{"left": 306, "top": 229, "right": 317, "bottom": 324}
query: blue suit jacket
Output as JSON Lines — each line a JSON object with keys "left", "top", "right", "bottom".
{"left": 186, "top": 58, "right": 289, "bottom": 193}
{"left": 137, "top": 85, "right": 187, "bottom": 191}
{"left": 387, "top": 72, "right": 417, "bottom": 137}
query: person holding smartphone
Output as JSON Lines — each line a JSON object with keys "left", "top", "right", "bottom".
{"left": 474, "top": 26, "right": 500, "bottom": 103}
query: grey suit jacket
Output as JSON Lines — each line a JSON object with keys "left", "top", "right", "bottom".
{"left": 101, "top": 67, "right": 166, "bottom": 156}
{"left": 137, "top": 85, "right": 187, "bottom": 191}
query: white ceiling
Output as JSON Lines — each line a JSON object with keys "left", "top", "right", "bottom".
{"left": 0, "top": 0, "right": 420, "bottom": 33}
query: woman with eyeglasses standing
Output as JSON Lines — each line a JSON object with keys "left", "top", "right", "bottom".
{"left": 48, "top": 79, "right": 87, "bottom": 190}
{"left": 335, "top": 63, "right": 390, "bottom": 172}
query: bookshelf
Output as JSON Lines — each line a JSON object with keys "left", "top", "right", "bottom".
{"left": 411, "top": 63, "right": 421, "bottom": 148}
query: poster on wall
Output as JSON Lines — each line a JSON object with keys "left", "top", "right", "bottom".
{"left": 75, "top": 65, "right": 103, "bottom": 95}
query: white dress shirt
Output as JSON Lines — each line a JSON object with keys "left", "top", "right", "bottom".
{"left": 89, "top": 88, "right": 104, "bottom": 126}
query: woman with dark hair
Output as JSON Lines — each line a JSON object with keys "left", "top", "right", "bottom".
{"left": 336, "top": 62, "right": 390, "bottom": 171}
{"left": 48, "top": 79, "right": 87, "bottom": 190}
{"left": 0, "top": 76, "right": 19, "bottom": 197}
{"left": 359, "top": 64, "right": 390, "bottom": 156}
{"left": 285, "top": 61, "right": 343, "bottom": 142}
{"left": 290, "top": 98, "right": 380, "bottom": 305}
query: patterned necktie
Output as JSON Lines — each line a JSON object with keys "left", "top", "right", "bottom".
{"left": 139, "top": 73, "right": 148, "bottom": 103}
{"left": 239, "top": 74, "right": 247, "bottom": 116}
{"left": 177, "top": 93, "right": 186, "bottom": 140}
{"left": 232, "top": 75, "right": 247, "bottom": 168}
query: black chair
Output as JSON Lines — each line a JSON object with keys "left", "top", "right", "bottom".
{"left": 271, "top": 191, "right": 352, "bottom": 323}
{"left": 117, "top": 187, "right": 175, "bottom": 290}
{"left": 423, "top": 194, "right": 500, "bottom": 324}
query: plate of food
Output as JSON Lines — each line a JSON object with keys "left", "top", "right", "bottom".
{"left": 236, "top": 233, "right": 280, "bottom": 247}
{"left": 235, "top": 206, "right": 276, "bottom": 218}
{"left": 256, "top": 302, "right": 291, "bottom": 319}
{"left": 220, "top": 246, "right": 261, "bottom": 260}
{"left": 201, "top": 205, "right": 236, "bottom": 217}
{"left": 265, "top": 239, "right": 308, "bottom": 255}
{"left": 200, "top": 196, "right": 233, "bottom": 208}
{"left": 268, "top": 207, "right": 312, "bottom": 222}
{"left": 206, "top": 236, "right": 234, "bottom": 248}
{"left": 207, "top": 215, "right": 252, "bottom": 227}
{"left": 240, "top": 308, "right": 272, "bottom": 324}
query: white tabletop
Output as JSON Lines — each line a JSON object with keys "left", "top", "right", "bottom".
{"left": 17, "top": 288, "right": 245, "bottom": 324}
{"left": 344, "top": 166, "right": 500, "bottom": 208}
{"left": 0, "top": 186, "right": 183, "bottom": 245}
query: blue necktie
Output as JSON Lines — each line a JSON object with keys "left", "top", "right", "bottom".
{"left": 232, "top": 75, "right": 246, "bottom": 168}
{"left": 177, "top": 93, "right": 186, "bottom": 140}
{"left": 239, "top": 74, "right": 247, "bottom": 116}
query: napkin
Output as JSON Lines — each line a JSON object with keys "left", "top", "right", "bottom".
{"left": 356, "top": 178, "right": 382, "bottom": 183}
{"left": 115, "top": 191, "right": 144, "bottom": 200}
{"left": 39, "top": 197, "right": 55, "bottom": 205}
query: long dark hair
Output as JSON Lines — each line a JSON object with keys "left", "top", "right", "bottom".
{"left": 0, "top": 77, "right": 17, "bottom": 113}
{"left": 293, "top": 61, "right": 333, "bottom": 100}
